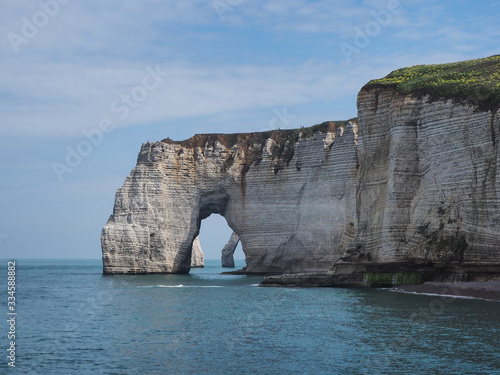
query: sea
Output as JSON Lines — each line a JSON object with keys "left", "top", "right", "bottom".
{"left": 1, "top": 259, "right": 499, "bottom": 374}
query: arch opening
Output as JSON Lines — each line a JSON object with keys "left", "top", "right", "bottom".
{"left": 195, "top": 213, "right": 246, "bottom": 269}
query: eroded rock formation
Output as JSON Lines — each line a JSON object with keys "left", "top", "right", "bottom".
{"left": 343, "top": 88, "right": 500, "bottom": 266}
{"left": 102, "top": 57, "right": 500, "bottom": 281}
{"left": 221, "top": 232, "right": 239, "bottom": 267}
{"left": 190, "top": 236, "right": 204, "bottom": 268}
{"left": 323, "top": 87, "right": 500, "bottom": 285}
{"left": 102, "top": 122, "right": 357, "bottom": 274}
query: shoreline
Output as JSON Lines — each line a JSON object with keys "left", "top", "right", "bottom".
{"left": 391, "top": 281, "right": 500, "bottom": 302}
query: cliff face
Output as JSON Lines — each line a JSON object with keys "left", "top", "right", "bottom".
{"left": 102, "top": 57, "right": 500, "bottom": 279}
{"left": 341, "top": 87, "right": 499, "bottom": 269}
{"left": 102, "top": 122, "right": 358, "bottom": 274}
{"left": 261, "top": 88, "right": 500, "bottom": 287}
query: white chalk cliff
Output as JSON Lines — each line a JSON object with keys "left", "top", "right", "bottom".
{"left": 190, "top": 236, "right": 204, "bottom": 268}
{"left": 102, "top": 57, "right": 500, "bottom": 280}
{"left": 102, "top": 121, "right": 357, "bottom": 274}
{"left": 343, "top": 88, "right": 499, "bottom": 266}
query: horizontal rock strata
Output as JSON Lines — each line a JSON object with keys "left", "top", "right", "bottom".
{"left": 327, "top": 87, "right": 500, "bottom": 282}
{"left": 102, "top": 122, "right": 358, "bottom": 274}
{"left": 103, "top": 59, "right": 500, "bottom": 282}
{"left": 261, "top": 87, "right": 500, "bottom": 286}
{"left": 261, "top": 263, "right": 500, "bottom": 287}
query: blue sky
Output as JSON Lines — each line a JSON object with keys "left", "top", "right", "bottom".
{"left": 1, "top": 0, "right": 499, "bottom": 260}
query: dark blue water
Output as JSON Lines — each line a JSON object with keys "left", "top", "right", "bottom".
{"left": 1, "top": 259, "right": 499, "bottom": 374}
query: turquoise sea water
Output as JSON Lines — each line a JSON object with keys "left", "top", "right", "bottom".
{"left": 1, "top": 259, "right": 499, "bottom": 374}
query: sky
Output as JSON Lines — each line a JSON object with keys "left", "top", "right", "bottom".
{"left": 1, "top": 0, "right": 499, "bottom": 261}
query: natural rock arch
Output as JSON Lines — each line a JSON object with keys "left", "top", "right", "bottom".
{"left": 101, "top": 122, "right": 358, "bottom": 274}
{"left": 183, "top": 196, "right": 244, "bottom": 272}
{"left": 101, "top": 100, "right": 500, "bottom": 278}
{"left": 102, "top": 56, "right": 500, "bottom": 280}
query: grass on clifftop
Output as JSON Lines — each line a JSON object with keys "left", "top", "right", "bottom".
{"left": 364, "top": 55, "right": 500, "bottom": 111}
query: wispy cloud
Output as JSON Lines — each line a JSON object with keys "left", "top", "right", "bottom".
{"left": 0, "top": 58, "right": 366, "bottom": 137}
{"left": 1, "top": 0, "right": 498, "bottom": 138}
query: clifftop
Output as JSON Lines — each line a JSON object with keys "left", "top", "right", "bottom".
{"left": 161, "top": 120, "right": 352, "bottom": 149}
{"left": 363, "top": 55, "right": 500, "bottom": 111}
{"left": 160, "top": 120, "right": 355, "bottom": 173}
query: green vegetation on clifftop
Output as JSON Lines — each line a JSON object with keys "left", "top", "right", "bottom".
{"left": 364, "top": 55, "right": 500, "bottom": 111}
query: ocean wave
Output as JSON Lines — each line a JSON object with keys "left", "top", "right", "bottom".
{"left": 389, "top": 289, "right": 499, "bottom": 302}
{"left": 138, "top": 284, "right": 223, "bottom": 288}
